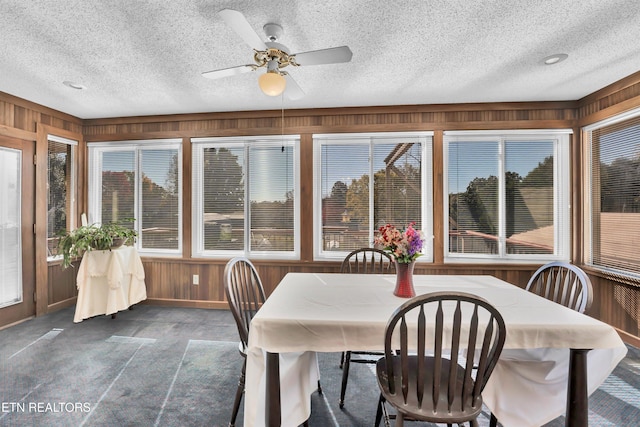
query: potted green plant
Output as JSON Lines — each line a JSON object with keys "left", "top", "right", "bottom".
{"left": 56, "top": 219, "right": 137, "bottom": 269}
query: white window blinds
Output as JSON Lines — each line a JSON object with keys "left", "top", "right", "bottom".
{"left": 47, "top": 135, "right": 76, "bottom": 259}
{"left": 0, "top": 147, "right": 22, "bottom": 307}
{"left": 192, "top": 136, "right": 299, "bottom": 258}
{"left": 585, "top": 109, "right": 640, "bottom": 279}
{"left": 88, "top": 140, "right": 182, "bottom": 254}
{"left": 444, "top": 130, "right": 569, "bottom": 261}
{"left": 314, "top": 132, "right": 432, "bottom": 260}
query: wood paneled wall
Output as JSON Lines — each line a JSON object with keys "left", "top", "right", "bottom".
{"left": 3, "top": 68, "right": 640, "bottom": 344}
{"left": 576, "top": 70, "right": 640, "bottom": 344}
{"left": 0, "top": 92, "right": 82, "bottom": 136}
{"left": 47, "top": 261, "right": 80, "bottom": 311}
{"left": 82, "top": 101, "right": 578, "bottom": 312}
{"left": 83, "top": 101, "right": 577, "bottom": 139}
{"left": 0, "top": 92, "right": 83, "bottom": 324}
{"left": 578, "top": 70, "right": 640, "bottom": 126}
{"left": 82, "top": 94, "right": 640, "bottom": 343}
{"left": 139, "top": 258, "right": 540, "bottom": 311}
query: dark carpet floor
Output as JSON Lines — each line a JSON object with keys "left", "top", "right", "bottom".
{"left": 0, "top": 305, "right": 638, "bottom": 426}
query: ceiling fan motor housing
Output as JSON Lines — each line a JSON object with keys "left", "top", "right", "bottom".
{"left": 254, "top": 42, "right": 297, "bottom": 70}
{"left": 263, "top": 23, "right": 283, "bottom": 42}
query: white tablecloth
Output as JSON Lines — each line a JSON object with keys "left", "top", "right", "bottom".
{"left": 245, "top": 273, "right": 627, "bottom": 427}
{"left": 73, "top": 246, "right": 147, "bottom": 323}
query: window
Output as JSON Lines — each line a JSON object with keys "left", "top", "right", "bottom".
{"left": 444, "top": 130, "right": 570, "bottom": 262}
{"left": 0, "top": 148, "right": 22, "bottom": 307}
{"left": 314, "top": 132, "right": 432, "bottom": 261}
{"left": 88, "top": 139, "right": 182, "bottom": 255}
{"left": 47, "top": 135, "right": 77, "bottom": 260}
{"left": 192, "top": 135, "right": 299, "bottom": 259}
{"left": 584, "top": 107, "right": 640, "bottom": 280}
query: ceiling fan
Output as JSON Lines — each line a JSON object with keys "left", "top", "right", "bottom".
{"left": 202, "top": 9, "right": 353, "bottom": 99}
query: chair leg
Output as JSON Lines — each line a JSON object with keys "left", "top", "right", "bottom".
{"left": 374, "top": 394, "right": 385, "bottom": 427}
{"left": 338, "top": 351, "right": 351, "bottom": 408}
{"left": 339, "top": 351, "right": 345, "bottom": 369}
{"left": 489, "top": 413, "right": 498, "bottom": 427}
{"left": 229, "top": 359, "right": 246, "bottom": 427}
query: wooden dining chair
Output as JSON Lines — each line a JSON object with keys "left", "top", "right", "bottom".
{"left": 488, "top": 261, "right": 593, "bottom": 427}
{"left": 224, "top": 257, "right": 267, "bottom": 427}
{"left": 339, "top": 247, "right": 395, "bottom": 408}
{"left": 525, "top": 261, "right": 593, "bottom": 313}
{"left": 224, "top": 256, "right": 315, "bottom": 427}
{"left": 340, "top": 247, "right": 396, "bottom": 274}
{"left": 375, "top": 291, "right": 506, "bottom": 427}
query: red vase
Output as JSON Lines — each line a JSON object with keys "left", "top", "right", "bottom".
{"left": 393, "top": 260, "right": 416, "bottom": 298}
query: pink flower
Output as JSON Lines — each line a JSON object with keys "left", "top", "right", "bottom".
{"left": 374, "top": 222, "right": 425, "bottom": 264}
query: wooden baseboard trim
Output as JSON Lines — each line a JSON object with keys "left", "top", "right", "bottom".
{"left": 141, "top": 298, "right": 228, "bottom": 310}
{"left": 47, "top": 297, "right": 77, "bottom": 313}
{"left": 0, "top": 316, "right": 35, "bottom": 331}
{"left": 616, "top": 327, "right": 640, "bottom": 349}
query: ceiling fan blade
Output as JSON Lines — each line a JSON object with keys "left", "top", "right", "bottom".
{"left": 218, "top": 9, "right": 267, "bottom": 50}
{"left": 283, "top": 73, "right": 305, "bottom": 100}
{"left": 293, "top": 46, "right": 353, "bottom": 66}
{"left": 202, "top": 65, "right": 255, "bottom": 80}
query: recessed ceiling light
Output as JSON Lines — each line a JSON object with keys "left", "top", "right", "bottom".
{"left": 542, "top": 54, "right": 568, "bottom": 65}
{"left": 63, "top": 80, "right": 86, "bottom": 90}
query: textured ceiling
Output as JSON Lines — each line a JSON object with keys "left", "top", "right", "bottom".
{"left": 1, "top": 0, "right": 639, "bottom": 119}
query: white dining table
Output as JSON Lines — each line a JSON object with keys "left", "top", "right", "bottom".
{"left": 73, "top": 246, "right": 147, "bottom": 323}
{"left": 244, "top": 273, "right": 627, "bottom": 427}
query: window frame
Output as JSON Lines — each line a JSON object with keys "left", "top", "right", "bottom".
{"left": 87, "top": 139, "right": 183, "bottom": 256}
{"left": 313, "top": 131, "right": 433, "bottom": 262}
{"left": 191, "top": 135, "right": 301, "bottom": 260}
{"left": 47, "top": 134, "right": 77, "bottom": 262}
{"left": 583, "top": 106, "right": 640, "bottom": 281}
{"left": 443, "top": 129, "right": 571, "bottom": 263}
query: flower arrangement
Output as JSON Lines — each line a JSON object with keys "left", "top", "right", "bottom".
{"left": 374, "top": 222, "right": 425, "bottom": 264}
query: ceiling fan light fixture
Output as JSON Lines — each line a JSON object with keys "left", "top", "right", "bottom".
{"left": 258, "top": 70, "right": 286, "bottom": 96}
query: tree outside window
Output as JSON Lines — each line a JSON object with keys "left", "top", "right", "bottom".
{"left": 315, "top": 133, "right": 431, "bottom": 260}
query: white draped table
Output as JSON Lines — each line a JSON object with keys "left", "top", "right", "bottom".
{"left": 73, "top": 246, "right": 147, "bottom": 323}
{"left": 245, "top": 273, "right": 627, "bottom": 427}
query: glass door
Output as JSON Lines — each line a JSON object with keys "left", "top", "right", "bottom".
{"left": 0, "top": 136, "right": 35, "bottom": 326}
